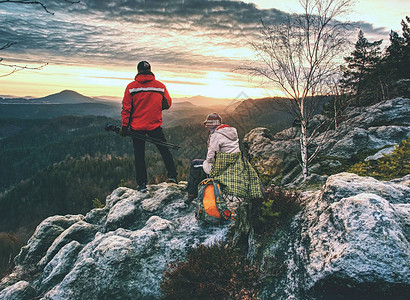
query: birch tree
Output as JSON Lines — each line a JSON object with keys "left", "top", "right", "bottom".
{"left": 244, "top": 0, "right": 353, "bottom": 181}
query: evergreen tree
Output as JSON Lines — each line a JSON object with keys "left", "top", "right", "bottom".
{"left": 341, "top": 30, "right": 383, "bottom": 106}
{"left": 386, "top": 17, "right": 410, "bottom": 78}
{"left": 382, "top": 16, "right": 410, "bottom": 97}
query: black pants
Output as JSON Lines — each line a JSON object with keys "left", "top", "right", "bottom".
{"left": 187, "top": 159, "right": 207, "bottom": 197}
{"left": 132, "top": 126, "right": 177, "bottom": 186}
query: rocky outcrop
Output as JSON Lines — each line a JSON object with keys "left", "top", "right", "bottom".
{"left": 1, "top": 97, "right": 409, "bottom": 299}
{"left": 244, "top": 97, "right": 410, "bottom": 185}
{"left": 0, "top": 183, "right": 234, "bottom": 300}
{"left": 262, "top": 172, "right": 410, "bottom": 299}
{"left": 1, "top": 174, "right": 409, "bottom": 299}
{"left": 2, "top": 173, "right": 408, "bottom": 300}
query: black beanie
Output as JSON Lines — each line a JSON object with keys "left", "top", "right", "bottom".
{"left": 137, "top": 61, "right": 151, "bottom": 74}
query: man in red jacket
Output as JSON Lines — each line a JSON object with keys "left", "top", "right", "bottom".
{"left": 120, "top": 61, "right": 177, "bottom": 192}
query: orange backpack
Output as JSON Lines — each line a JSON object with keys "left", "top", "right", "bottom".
{"left": 195, "top": 178, "right": 234, "bottom": 225}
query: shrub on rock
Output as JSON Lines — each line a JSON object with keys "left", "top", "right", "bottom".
{"left": 161, "top": 242, "right": 261, "bottom": 300}
{"left": 349, "top": 137, "right": 410, "bottom": 180}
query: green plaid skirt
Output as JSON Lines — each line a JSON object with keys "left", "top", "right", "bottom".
{"left": 210, "top": 151, "right": 263, "bottom": 199}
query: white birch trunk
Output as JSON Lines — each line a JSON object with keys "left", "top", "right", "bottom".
{"left": 334, "top": 98, "right": 338, "bottom": 130}
{"left": 300, "top": 120, "right": 309, "bottom": 181}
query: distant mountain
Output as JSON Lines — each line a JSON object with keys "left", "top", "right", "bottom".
{"left": 0, "top": 103, "right": 121, "bottom": 119}
{"left": 0, "top": 90, "right": 97, "bottom": 105}
{"left": 0, "top": 90, "right": 241, "bottom": 124}
{"left": 34, "top": 90, "right": 97, "bottom": 104}
{"left": 94, "top": 95, "right": 123, "bottom": 102}
{"left": 174, "top": 95, "right": 242, "bottom": 108}
{"left": 233, "top": 97, "right": 288, "bottom": 116}
{"left": 0, "top": 95, "right": 34, "bottom": 100}
{"left": 0, "top": 90, "right": 121, "bottom": 119}
{"left": 228, "top": 96, "right": 330, "bottom": 134}
{"left": 170, "top": 101, "right": 200, "bottom": 109}
{"left": 221, "top": 97, "right": 295, "bottom": 135}
{"left": 0, "top": 91, "right": 298, "bottom": 133}
{"left": 0, "top": 97, "right": 35, "bottom": 104}
{"left": 3, "top": 91, "right": 243, "bottom": 107}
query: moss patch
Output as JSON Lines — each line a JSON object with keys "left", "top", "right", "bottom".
{"left": 348, "top": 138, "right": 410, "bottom": 180}
{"left": 314, "top": 145, "right": 396, "bottom": 176}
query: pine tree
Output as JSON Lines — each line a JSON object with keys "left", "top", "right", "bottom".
{"left": 341, "top": 30, "right": 383, "bottom": 105}
{"left": 384, "top": 16, "right": 410, "bottom": 83}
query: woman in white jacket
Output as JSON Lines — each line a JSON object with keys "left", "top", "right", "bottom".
{"left": 202, "top": 121, "right": 240, "bottom": 174}
{"left": 186, "top": 113, "right": 240, "bottom": 203}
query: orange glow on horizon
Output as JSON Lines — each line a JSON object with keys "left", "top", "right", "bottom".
{"left": 0, "top": 62, "right": 272, "bottom": 100}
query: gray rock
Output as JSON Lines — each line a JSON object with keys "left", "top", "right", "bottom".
{"left": 0, "top": 182, "right": 233, "bottom": 300}
{"left": 15, "top": 215, "right": 83, "bottom": 269}
{"left": 244, "top": 127, "right": 300, "bottom": 182}
{"left": 390, "top": 174, "right": 410, "bottom": 187}
{"left": 392, "top": 203, "right": 410, "bottom": 241}
{"left": 305, "top": 193, "right": 409, "bottom": 286}
{"left": 0, "top": 281, "right": 36, "bottom": 300}
{"left": 327, "top": 127, "right": 371, "bottom": 157}
{"left": 1, "top": 174, "right": 409, "bottom": 299}
{"left": 104, "top": 196, "right": 141, "bottom": 232}
{"left": 40, "top": 241, "right": 83, "bottom": 291}
{"left": 44, "top": 229, "right": 159, "bottom": 299}
{"left": 321, "top": 173, "right": 410, "bottom": 204}
{"left": 244, "top": 97, "right": 410, "bottom": 184}
{"left": 38, "top": 221, "right": 97, "bottom": 268}
{"left": 274, "top": 127, "right": 299, "bottom": 140}
{"left": 83, "top": 207, "right": 107, "bottom": 226}
{"left": 263, "top": 173, "right": 410, "bottom": 299}
{"left": 365, "top": 145, "right": 396, "bottom": 161}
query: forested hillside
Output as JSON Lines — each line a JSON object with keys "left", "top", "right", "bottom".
{"left": 0, "top": 156, "right": 134, "bottom": 232}
{"left": 0, "top": 103, "right": 121, "bottom": 119}
{"left": 0, "top": 116, "right": 130, "bottom": 191}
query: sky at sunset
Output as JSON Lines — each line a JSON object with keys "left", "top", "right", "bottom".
{"left": 0, "top": 0, "right": 409, "bottom": 101}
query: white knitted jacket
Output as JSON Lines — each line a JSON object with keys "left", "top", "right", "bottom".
{"left": 203, "top": 125, "right": 240, "bottom": 174}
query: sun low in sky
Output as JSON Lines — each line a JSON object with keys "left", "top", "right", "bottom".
{"left": 0, "top": 0, "right": 409, "bottom": 101}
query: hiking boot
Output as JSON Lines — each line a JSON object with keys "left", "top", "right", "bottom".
{"left": 167, "top": 177, "right": 178, "bottom": 184}
{"left": 137, "top": 184, "right": 147, "bottom": 193}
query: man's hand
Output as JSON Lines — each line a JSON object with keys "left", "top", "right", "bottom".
{"left": 119, "top": 126, "right": 128, "bottom": 137}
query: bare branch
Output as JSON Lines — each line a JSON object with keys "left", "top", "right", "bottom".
{"left": 0, "top": 62, "right": 48, "bottom": 77}
{"left": 307, "top": 123, "right": 332, "bottom": 163}
{"left": 0, "top": 1, "right": 79, "bottom": 76}
{"left": 0, "top": 0, "right": 80, "bottom": 15}
{"left": 0, "top": 42, "right": 16, "bottom": 51}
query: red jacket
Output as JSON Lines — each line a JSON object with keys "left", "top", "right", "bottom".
{"left": 122, "top": 73, "right": 172, "bottom": 131}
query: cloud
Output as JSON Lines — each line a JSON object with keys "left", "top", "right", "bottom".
{"left": 162, "top": 79, "right": 208, "bottom": 86}
{"left": 70, "top": 0, "right": 289, "bottom": 35}
{"left": 352, "top": 21, "right": 390, "bottom": 37}
{"left": 0, "top": 0, "right": 392, "bottom": 77}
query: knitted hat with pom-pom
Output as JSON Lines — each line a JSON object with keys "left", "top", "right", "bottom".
{"left": 203, "top": 113, "right": 222, "bottom": 128}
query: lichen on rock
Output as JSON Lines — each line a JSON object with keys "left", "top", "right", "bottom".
{"left": 262, "top": 173, "right": 410, "bottom": 299}
{"left": 0, "top": 182, "right": 236, "bottom": 300}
